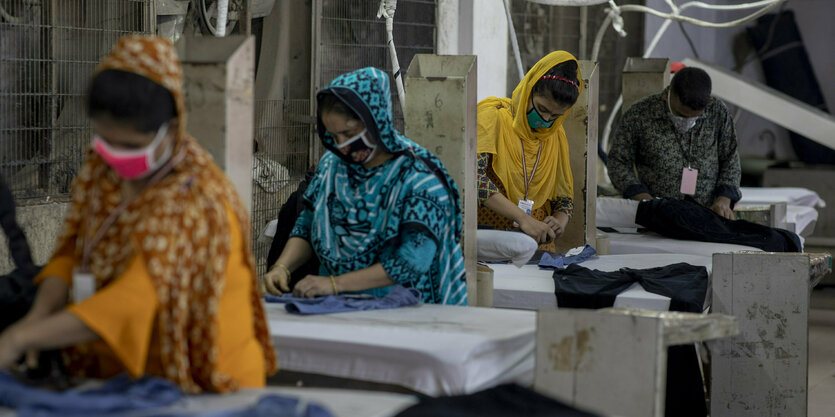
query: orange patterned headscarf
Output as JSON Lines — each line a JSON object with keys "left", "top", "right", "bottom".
{"left": 54, "top": 35, "right": 277, "bottom": 392}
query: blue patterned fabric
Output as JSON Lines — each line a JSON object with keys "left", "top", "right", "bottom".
{"left": 538, "top": 245, "right": 598, "bottom": 269}
{"left": 264, "top": 286, "right": 421, "bottom": 315}
{"left": 0, "top": 371, "right": 336, "bottom": 417}
{"left": 0, "top": 372, "right": 182, "bottom": 417}
{"left": 291, "top": 67, "right": 467, "bottom": 305}
{"left": 195, "top": 393, "right": 335, "bottom": 417}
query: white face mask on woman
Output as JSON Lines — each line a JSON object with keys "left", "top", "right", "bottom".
{"left": 668, "top": 93, "right": 698, "bottom": 133}
{"left": 336, "top": 128, "right": 378, "bottom": 164}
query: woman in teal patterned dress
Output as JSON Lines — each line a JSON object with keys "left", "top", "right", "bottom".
{"left": 261, "top": 67, "right": 467, "bottom": 305}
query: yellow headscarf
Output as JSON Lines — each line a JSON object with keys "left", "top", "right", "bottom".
{"left": 477, "top": 51, "right": 581, "bottom": 210}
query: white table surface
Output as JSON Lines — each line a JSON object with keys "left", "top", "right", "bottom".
{"left": 608, "top": 232, "right": 761, "bottom": 257}
{"left": 739, "top": 187, "right": 825, "bottom": 208}
{"left": 267, "top": 303, "right": 536, "bottom": 396}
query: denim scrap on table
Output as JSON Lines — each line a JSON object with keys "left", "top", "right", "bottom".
{"left": 264, "top": 285, "right": 422, "bottom": 315}
{"left": 537, "top": 245, "right": 598, "bottom": 269}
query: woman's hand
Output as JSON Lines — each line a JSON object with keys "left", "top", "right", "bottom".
{"left": 15, "top": 315, "right": 43, "bottom": 368}
{"left": 545, "top": 213, "right": 571, "bottom": 238}
{"left": 262, "top": 264, "right": 291, "bottom": 295}
{"left": 518, "top": 216, "right": 556, "bottom": 244}
{"left": 292, "top": 275, "right": 336, "bottom": 298}
{"left": 0, "top": 326, "right": 25, "bottom": 370}
{"left": 543, "top": 216, "right": 565, "bottom": 238}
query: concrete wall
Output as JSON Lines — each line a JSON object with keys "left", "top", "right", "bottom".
{"left": 466, "top": 0, "right": 508, "bottom": 101}
{"left": 0, "top": 203, "right": 67, "bottom": 275}
{"left": 179, "top": 36, "right": 255, "bottom": 213}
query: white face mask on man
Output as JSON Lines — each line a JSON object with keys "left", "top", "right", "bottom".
{"left": 667, "top": 92, "right": 698, "bottom": 133}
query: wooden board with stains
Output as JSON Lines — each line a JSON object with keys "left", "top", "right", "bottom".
{"left": 535, "top": 308, "right": 738, "bottom": 417}
{"left": 710, "top": 252, "right": 811, "bottom": 417}
{"left": 535, "top": 309, "right": 666, "bottom": 417}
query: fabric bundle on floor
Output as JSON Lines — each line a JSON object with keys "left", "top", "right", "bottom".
{"left": 395, "top": 383, "right": 601, "bottom": 417}
{"left": 636, "top": 198, "right": 802, "bottom": 252}
{"left": 264, "top": 285, "right": 421, "bottom": 315}
{"left": 195, "top": 394, "right": 335, "bottom": 417}
{"left": 747, "top": 10, "right": 835, "bottom": 165}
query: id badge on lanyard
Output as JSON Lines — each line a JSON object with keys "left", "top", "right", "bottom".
{"left": 680, "top": 133, "right": 698, "bottom": 196}
{"left": 72, "top": 269, "right": 96, "bottom": 303}
{"left": 681, "top": 167, "right": 698, "bottom": 196}
{"left": 512, "top": 199, "right": 534, "bottom": 229}
{"left": 513, "top": 139, "right": 542, "bottom": 228}
{"left": 517, "top": 198, "right": 534, "bottom": 215}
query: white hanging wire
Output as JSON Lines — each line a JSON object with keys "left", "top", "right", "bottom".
{"left": 503, "top": 0, "right": 784, "bottom": 185}
{"left": 591, "top": 0, "right": 784, "bottom": 63}
{"left": 377, "top": 0, "right": 407, "bottom": 113}
{"left": 216, "top": 0, "right": 229, "bottom": 36}
{"left": 504, "top": 0, "right": 526, "bottom": 82}
{"left": 507, "top": 0, "right": 783, "bottom": 84}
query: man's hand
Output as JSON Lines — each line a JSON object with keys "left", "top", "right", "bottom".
{"left": 711, "top": 196, "right": 735, "bottom": 220}
{"left": 631, "top": 193, "right": 654, "bottom": 201}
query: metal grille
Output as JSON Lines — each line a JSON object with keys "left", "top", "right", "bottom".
{"left": 251, "top": 99, "right": 311, "bottom": 275}
{"left": 313, "top": 0, "right": 436, "bottom": 132}
{"left": 508, "top": 0, "right": 646, "bottom": 137}
{"left": 0, "top": 0, "right": 154, "bottom": 202}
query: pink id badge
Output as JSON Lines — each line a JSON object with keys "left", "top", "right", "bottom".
{"left": 680, "top": 167, "right": 698, "bottom": 195}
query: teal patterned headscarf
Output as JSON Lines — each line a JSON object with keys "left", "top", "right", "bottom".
{"left": 296, "top": 67, "right": 467, "bottom": 305}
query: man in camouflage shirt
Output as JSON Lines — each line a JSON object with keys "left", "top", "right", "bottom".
{"left": 608, "top": 67, "right": 741, "bottom": 219}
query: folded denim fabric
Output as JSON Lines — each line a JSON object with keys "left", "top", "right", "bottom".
{"left": 636, "top": 197, "right": 802, "bottom": 252}
{"left": 198, "top": 393, "right": 335, "bottom": 417}
{"left": 537, "top": 245, "right": 597, "bottom": 269}
{"left": 0, "top": 372, "right": 182, "bottom": 417}
{"left": 264, "top": 285, "right": 422, "bottom": 315}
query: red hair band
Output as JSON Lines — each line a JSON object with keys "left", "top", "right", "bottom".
{"left": 539, "top": 75, "right": 579, "bottom": 89}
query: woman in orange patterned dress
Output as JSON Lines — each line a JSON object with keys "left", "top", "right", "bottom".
{"left": 0, "top": 35, "right": 277, "bottom": 393}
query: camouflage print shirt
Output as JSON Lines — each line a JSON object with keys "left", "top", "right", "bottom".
{"left": 608, "top": 88, "right": 741, "bottom": 207}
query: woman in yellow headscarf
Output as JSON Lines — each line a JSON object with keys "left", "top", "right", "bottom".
{"left": 477, "top": 51, "right": 582, "bottom": 251}
{"left": 0, "top": 35, "right": 277, "bottom": 392}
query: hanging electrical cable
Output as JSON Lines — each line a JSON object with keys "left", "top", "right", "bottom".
{"left": 591, "top": 0, "right": 784, "bottom": 64}
{"left": 0, "top": 3, "right": 24, "bottom": 23}
{"left": 504, "top": 0, "right": 525, "bottom": 83}
{"left": 678, "top": 20, "right": 701, "bottom": 59}
{"left": 216, "top": 0, "right": 229, "bottom": 36}
{"left": 377, "top": 0, "right": 407, "bottom": 113}
{"left": 501, "top": 0, "right": 786, "bottom": 175}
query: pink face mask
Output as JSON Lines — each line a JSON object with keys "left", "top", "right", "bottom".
{"left": 93, "top": 123, "right": 172, "bottom": 180}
